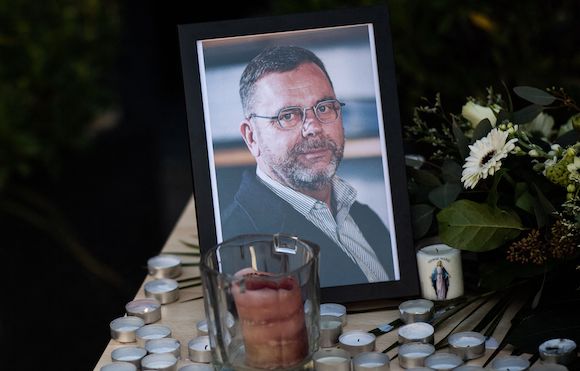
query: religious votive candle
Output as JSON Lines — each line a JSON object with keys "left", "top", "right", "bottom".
{"left": 319, "top": 315, "right": 343, "bottom": 348}
{"left": 399, "top": 299, "right": 434, "bottom": 323}
{"left": 135, "top": 324, "right": 172, "bottom": 347}
{"left": 353, "top": 351, "right": 390, "bottom": 371}
{"left": 147, "top": 254, "right": 182, "bottom": 279}
{"left": 125, "top": 298, "right": 162, "bottom": 324}
{"left": 448, "top": 331, "right": 486, "bottom": 360}
{"left": 424, "top": 352, "right": 463, "bottom": 371}
{"left": 111, "top": 346, "right": 147, "bottom": 368}
{"left": 144, "top": 278, "right": 180, "bottom": 304}
{"left": 490, "top": 355, "right": 531, "bottom": 371}
{"left": 232, "top": 268, "right": 308, "bottom": 369}
{"left": 398, "top": 342, "right": 435, "bottom": 369}
{"left": 320, "top": 303, "right": 347, "bottom": 326}
{"left": 110, "top": 316, "right": 145, "bottom": 343}
{"left": 339, "top": 330, "right": 376, "bottom": 357}
{"left": 100, "top": 362, "right": 137, "bottom": 371}
{"left": 141, "top": 353, "right": 178, "bottom": 371}
{"left": 187, "top": 336, "right": 212, "bottom": 363}
{"left": 313, "top": 348, "right": 351, "bottom": 371}
{"left": 416, "top": 244, "right": 464, "bottom": 301}
{"left": 145, "top": 337, "right": 181, "bottom": 359}
{"left": 398, "top": 322, "right": 435, "bottom": 345}
{"left": 539, "top": 338, "right": 577, "bottom": 365}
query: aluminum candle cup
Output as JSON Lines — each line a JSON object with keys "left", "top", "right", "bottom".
{"left": 125, "top": 298, "right": 162, "bottom": 324}
{"left": 539, "top": 338, "right": 577, "bottom": 365}
{"left": 399, "top": 299, "right": 434, "bottom": 324}
{"left": 530, "top": 364, "right": 569, "bottom": 371}
{"left": 100, "top": 362, "right": 138, "bottom": 371}
{"left": 448, "top": 331, "right": 486, "bottom": 360}
{"left": 145, "top": 337, "right": 181, "bottom": 358}
{"left": 111, "top": 346, "right": 147, "bottom": 368}
{"left": 424, "top": 353, "right": 463, "bottom": 371}
{"left": 454, "top": 366, "right": 486, "bottom": 371}
{"left": 398, "top": 342, "right": 435, "bottom": 368}
{"left": 147, "top": 254, "right": 182, "bottom": 279}
{"left": 490, "top": 355, "right": 531, "bottom": 371}
{"left": 319, "top": 315, "right": 343, "bottom": 348}
{"left": 353, "top": 352, "right": 390, "bottom": 371}
{"left": 136, "top": 324, "right": 172, "bottom": 347}
{"left": 398, "top": 323, "right": 435, "bottom": 344}
{"left": 339, "top": 330, "right": 376, "bottom": 357}
{"left": 144, "top": 278, "right": 180, "bottom": 304}
{"left": 187, "top": 336, "right": 212, "bottom": 363}
{"left": 110, "top": 316, "right": 145, "bottom": 343}
{"left": 313, "top": 348, "right": 351, "bottom": 371}
{"left": 405, "top": 368, "right": 432, "bottom": 371}
{"left": 141, "top": 353, "right": 178, "bottom": 371}
{"left": 320, "top": 303, "right": 347, "bottom": 326}
{"left": 196, "top": 319, "right": 208, "bottom": 336}
{"left": 178, "top": 365, "right": 214, "bottom": 371}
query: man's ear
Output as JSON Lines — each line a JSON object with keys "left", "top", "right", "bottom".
{"left": 240, "top": 119, "right": 260, "bottom": 157}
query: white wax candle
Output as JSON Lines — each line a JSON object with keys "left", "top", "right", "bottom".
{"left": 313, "top": 349, "right": 351, "bottom": 371}
{"left": 416, "top": 244, "right": 464, "bottom": 300}
{"left": 425, "top": 353, "right": 463, "bottom": 370}
{"left": 490, "top": 355, "right": 530, "bottom": 371}
{"left": 178, "top": 365, "right": 214, "bottom": 371}
{"left": 100, "top": 362, "right": 137, "bottom": 371}
{"left": 318, "top": 356, "right": 349, "bottom": 365}
{"left": 141, "top": 353, "right": 178, "bottom": 369}
{"left": 398, "top": 322, "right": 435, "bottom": 343}
{"left": 147, "top": 255, "right": 182, "bottom": 278}
{"left": 196, "top": 319, "right": 208, "bottom": 335}
{"left": 320, "top": 303, "right": 347, "bottom": 325}
{"left": 353, "top": 352, "right": 390, "bottom": 371}
{"left": 340, "top": 331, "right": 375, "bottom": 346}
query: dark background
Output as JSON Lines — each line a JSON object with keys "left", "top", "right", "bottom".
{"left": 1, "top": 1, "right": 578, "bottom": 369}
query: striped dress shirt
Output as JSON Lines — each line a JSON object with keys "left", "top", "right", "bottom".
{"left": 256, "top": 167, "right": 389, "bottom": 282}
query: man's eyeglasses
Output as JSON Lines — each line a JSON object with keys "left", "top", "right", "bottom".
{"left": 248, "top": 99, "right": 345, "bottom": 129}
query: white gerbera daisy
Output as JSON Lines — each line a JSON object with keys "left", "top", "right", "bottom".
{"left": 461, "top": 128, "right": 518, "bottom": 189}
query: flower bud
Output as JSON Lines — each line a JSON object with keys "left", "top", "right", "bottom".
{"left": 572, "top": 113, "right": 580, "bottom": 132}
{"left": 529, "top": 149, "right": 540, "bottom": 157}
{"left": 567, "top": 184, "right": 576, "bottom": 193}
{"left": 462, "top": 101, "right": 497, "bottom": 128}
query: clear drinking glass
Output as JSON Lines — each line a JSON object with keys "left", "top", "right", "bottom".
{"left": 200, "top": 234, "right": 321, "bottom": 371}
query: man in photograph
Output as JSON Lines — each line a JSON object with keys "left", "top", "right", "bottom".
{"left": 221, "top": 45, "right": 394, "bottom": 287}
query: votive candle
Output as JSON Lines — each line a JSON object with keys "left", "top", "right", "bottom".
{"left": 353, "top": 351, "right": 390, "bottom": 371}
{"left": 448, "top": 331, "right": 486, "bottom": 360}
{"left": 490, "top": 355, "right": 530, "bottom": 371}
{"left": 313, "top": 348, "right": 351, "bottom": 371}
{"left": 398, "top": 342, "right": 435, "bottom": 368}
{"left": 416, "top": 244, "right": 463, "bottom": 301}
{"left": 424, "top": 352, "right": 463, "bottom": 370}
{"left": 339, "top": 330, "right": 376, "bottom": 357}
{"left": 399, "top": 299, "right": 434, "bottom": 323}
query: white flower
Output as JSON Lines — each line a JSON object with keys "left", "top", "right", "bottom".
{"left": 461, "top": 101, "right": 498, "bottom": 128}
{"left": 523, "top": 112, "right": 554, "bottom": 138}
{"left": 461, "top": 128, "right": 518, "bottom": 189}
{"left": 567, "top": 156, "right": 580, "bottom": 183}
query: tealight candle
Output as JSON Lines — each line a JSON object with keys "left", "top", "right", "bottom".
{"left": 339, "top": 330, "right": 376, "bottom": 357}
{"left": 399, "top": 299, "right": 434, "bottom": 323}
{"left": 313, "top": 348, "right": 351, "bottom": 371}
{"left": 530, "top": 363, "right": 569, "bottom": 371}
{"left": 424, "top": 352, "right": 463, "bottom": 371}
{"left": 405, "top": 368, "right": 432, "bottom": 371}
{"left": 178, "top": 365, "right": 214, "bottom": 371}
{"left": 320, "top": 303, "right": 347, "bottom": 326}
{"left": 398, "top": 323, "right": 435, "bottom": 345}
{"left": 100, "top": 362, "right": 137, "bottom": 371}
{"left": 416, "top": 243, "right": 464, "bottom": 301}
{"left": 125, "top": 298, "right": 162, "bottom": 324}
{"left": 144, "top": 278, "right": 180, "bottom": 304}
{"left": 196, "top": 319, "right": 208, "bottom": 336}
{"left": 455, "top": 366, "right": 486, "bottom": 371}
{"left": 188, "top": 336, "right": 212, "bottom": 363}
{"left": 490, "top": 355, "right": 531, "bottom": 371}
{"left": 398, "top": 342, "right": 435, "bottom": 368}
{"left": 320, "top": 315, "right": 343, "bottom": 348}
{"left": 539, "top": 338, "right": 577, "bottom": 365}
{"left": 135, "top": 324, "right": 172, "bottom": 347}
{"left": 353, "top": 351, "right": 390, "bottom": 371}
{"left": 141, "top": 353, "right": 178, "bottom": 371}
{"left": 148, "top": 254, "right": 182, "bottom": 279}
{"left": 111, "top": 346, "right": 147, "bottom": 368}
{"left": 145, "top": 337, "right": 181, "bottom": 358}
{"left": 448, "top": 331, "right": 486, "bottom": 360}
{"left": 110, "top": 316, "right": 145, "bottom": 343}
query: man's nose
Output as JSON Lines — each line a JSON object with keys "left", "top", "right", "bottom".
{"left": 301, "top": 108, "right": 323, "bottom": 137}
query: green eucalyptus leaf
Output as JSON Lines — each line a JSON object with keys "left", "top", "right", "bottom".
{"left": 428, "top": 183, "right": 462, "bottom": 209}
{"left": 411, "top": 204, "right": 435, "bottom": 239}
{"left": 408, "top": 168, "right": 442, "bottom": 188}
{"left": 514, "top": 183, "right": 535, "bottom": 215}
{"left": 496, "top": 109, "right": 510, "bottom": 125}
{"left": 512, "top": 104, "right": 543, "bottom": 125}
{"left": 441, "top": 160, "right": 462, "bottom": 184}
{"left": 437, "top": 200, "right": 525, "bottom": 252}
{"left": 472, "top": 118, "right": 493, "bottom": 142}
{"left": 452, "top": 122, "right": 469, "bottom": 160}
{"left": 554, "top": 130, "right": 580, "bottom": 147}
{"left": 531, "top": 184, "right": 556, "bottom": 228}
{"left": 513, "top": 86, "right": 556, "bottom": 106}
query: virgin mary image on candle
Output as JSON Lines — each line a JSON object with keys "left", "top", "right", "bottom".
{"left": 431, "top": 260, "right": 450, "bottom": 300}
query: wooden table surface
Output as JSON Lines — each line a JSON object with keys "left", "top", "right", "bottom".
{"left": 93, "top": 197, "right": 532, "bottom": 371}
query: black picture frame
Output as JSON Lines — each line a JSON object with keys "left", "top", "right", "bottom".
{"left": 178, "top": 5, "right": 419, "bottom": 304}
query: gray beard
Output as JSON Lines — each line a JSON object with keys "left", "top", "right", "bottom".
{"left": 273, "top": 137, "right": 344, "bottom": 191}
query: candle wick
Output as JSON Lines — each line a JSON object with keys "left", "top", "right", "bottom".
{"left": 205, "top": 345, "right": 208, "bottom": 350}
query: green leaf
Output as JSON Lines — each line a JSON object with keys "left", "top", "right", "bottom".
{"left": 441, "top": 160, "right": 462, "bottom": 184}
{"left": 487, "top": 168, "right": 507, "bottom": 209}
{"left": 514, "top": 183, "right": 535, "bottom": 214}
{"left": 428, "top": 183, "right": 462, "bottom": 209}
{"left": 472, "top": 118, "right": 493, "bottom": 142}
{"left": 408, "top": 168, "right": 442, "bottom": 188}
{"left": 531, "top": 184, "right": 556, "bottom": 228}
{"left": 437, "top": 200, "right": 525, "bottom": 252}
{"left": 554, "top": 129, "right": 580, "bottom": 147}
{"left": 452, "top": 122, "right": 470, "bottom": 160}
{"left": 512, "top": 104, "right": 543, "bottom": 125}
{"left": 513, "top": 86, "right": 556, "bottom": 106}
{"left": 411, "top": 204, "right": 435, "bottom": 239}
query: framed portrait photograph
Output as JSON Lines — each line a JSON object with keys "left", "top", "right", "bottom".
{"left": 178, "top": 5, "right": 419, "bottom": 303}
